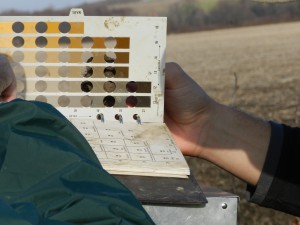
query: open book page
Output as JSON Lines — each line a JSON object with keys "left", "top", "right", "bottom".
{"left": 71, "top": 119, "right": 190, "bottom": 178}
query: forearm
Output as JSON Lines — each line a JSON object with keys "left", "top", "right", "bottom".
{"left": 199, "top": 103, "right": 271, "bottom": 186}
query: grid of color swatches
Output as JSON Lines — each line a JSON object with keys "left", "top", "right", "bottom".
{"left": 0, "top": 20, "right": 153, "bottom": 108}
{"left": 0, "top": 12, "right": 166, "bottom": 123}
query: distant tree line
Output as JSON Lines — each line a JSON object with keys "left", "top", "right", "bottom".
{"left": 1, "top": 0, "right": 300, "bottom": 33}
{"left": 167, "top": 0, "right": 300, "bottom": 33}
{"left": 0, "top": 2, "right": 134, "bottom": 17}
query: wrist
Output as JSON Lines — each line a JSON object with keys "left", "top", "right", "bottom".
{"left": 192, "top": 100, "right": 221, "bottom": 158}
{"left": 198, "top": 103, "right": 271, "bottom": 185}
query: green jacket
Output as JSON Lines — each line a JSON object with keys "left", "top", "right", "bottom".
{"left": 0, "top": 99, "right": 154, "bottom": 225}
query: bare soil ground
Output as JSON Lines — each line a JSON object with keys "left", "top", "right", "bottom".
{"left": 166, "top": 21, "right": 300, "bottom": 225}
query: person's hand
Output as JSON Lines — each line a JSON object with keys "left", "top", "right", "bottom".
{"left": 0, "top": 55, "right": 16, "bottom": 101}
{"left": 164, "top": 62, "right": 216, "bottom": 157}
{"left": 164, "top": 62, "right": 271, "bottom": 185}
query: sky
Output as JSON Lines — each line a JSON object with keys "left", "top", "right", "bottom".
{"left": 0, "top": 0, "right": 102, "bottom": 12}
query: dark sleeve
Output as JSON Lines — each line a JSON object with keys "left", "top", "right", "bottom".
{"left": 0, "top": 100, "right": 154, "bottom": 225}
{"left": 247, "top": 122, "right": 300, "bottom": 217}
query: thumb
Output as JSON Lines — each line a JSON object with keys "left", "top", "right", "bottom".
{"left": 165, "top": 62, "right": 196, "bottom": 90}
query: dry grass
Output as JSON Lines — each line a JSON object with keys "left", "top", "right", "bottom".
{"left": 167, "top": 21, "right": 300, "bottom": 225}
